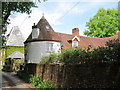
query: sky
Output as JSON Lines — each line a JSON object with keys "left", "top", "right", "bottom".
{"left": 7, "top": 0, "right": 119, "bottom": 40}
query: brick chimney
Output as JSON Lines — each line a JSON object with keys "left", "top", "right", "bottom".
{"left": 116, "top": 31, "right": 120, "bottom": 40}
{"left": 72, "top": 28, "right": 80, "bottom": 36}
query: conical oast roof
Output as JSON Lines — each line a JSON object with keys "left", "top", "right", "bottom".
{"left": 6, "top": 26, "right": 25, "bottom": 46}
{"left": 25, "top": 16, "right": 61, "bottom": 43}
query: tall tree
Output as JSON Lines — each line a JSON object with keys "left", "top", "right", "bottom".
{"left": 1, "top": 1, "right": 46, "bottom": 47}
{"left": 2, "top": 2, "right": 36, "bottom": 46}
{"left": 84, "top": 8, "right": 118, "bottom": 38}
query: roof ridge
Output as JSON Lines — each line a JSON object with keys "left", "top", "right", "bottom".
{"left": 55, "top": 32, "right": 74, "bottom": 36}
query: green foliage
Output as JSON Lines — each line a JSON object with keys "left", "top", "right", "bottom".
{"left": 36, "top": 80, "right": 55, "bottom": 88}
{"left": 0, "top": 18, "right": 2, "bottom": 24}
{"left": 40, "top": 56, "right": 51, "bottom": 64}
{"left": 6, "top": 46, "right": 24, "bottom": 56}
{"left": 2, "top": 46, "right": 24, "bottom": 60}
{"left": 29, "top": 76, "right": 41, "bottom": 86}
{"left": 18, "top": 72, "right": 55, "bottom": 88}
{"left": 61, "top": 39, "right": 120, "bottom": 65}
{"left": 60, "top": 47, "right": 84, "bottom": 64}
{"left": 1, "top": 46, "right": 24, "bottom": 72}
{"left": 1, "top": 1, "right": 46, "bottom": 47}
{"left": 17, "top": 71, "right": 30, "bottom": 82}
{"left": 42, "top": 39, "right": 120, "bottom": 65}
{"left": 40, "top": 53, "right": 60, "bottom": 64}
{"left": 1, "top": 2, "right": 36, "bottom": 46}
{"left": 2, "top": 65, "right": 13, "bottom": 72}
{"left": 84, "top": 8, "right": 118, "bottom": 38}
{"left": 29, "top": 76, "right": 55, "bottom": 88}
{"left": 2, "top": 2, "right": 37, "bottom": 23}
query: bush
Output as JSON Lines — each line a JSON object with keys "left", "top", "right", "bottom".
{"left": 61, "top": 39, "right": 120, "bottom": 65}
{"left": 60, "top": 47, "right": 84, "bottom": 64}
{"left": 40, "top": 53, "right": 60, "bottom": 64}
{"left": 40, "top": 39, "right": 120, "bottom": 65}
{"left": 2, "top": 65, "right": 13, "bottom": 72}
{"left": 29, "top": 76, "right": 41, "bottom": 86}
{"left": 36, "top": 80, "right": 55, "bottom": 88}
{"left": 29, "top": 76, "right": 55, "bottom": 88}
{"left": 17, "top": 71, "right": 30, "bottom": 82}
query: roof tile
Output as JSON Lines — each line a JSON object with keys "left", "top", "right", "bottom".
{"left": 25, "top": 16, "right": 119, "bottom": 49}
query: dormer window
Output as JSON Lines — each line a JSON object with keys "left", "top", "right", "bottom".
{"left": 72, "top": 41, "right": 78, "bottom": 47}
{"left": 72, "top": 36, "right": 80, "bottom": 47}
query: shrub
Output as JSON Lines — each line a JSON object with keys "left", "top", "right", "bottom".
{"left": 40, "top": 53, "right": 60, "bottom": 64}
{"left": 61, "top": 39, "right": 120, "bottom": 65}
{"left": 40, "top": 39, "right": 120, "bottom": 65}
{"left": 2, "top": 65, "right": 13, "bottom": 72}
{"left": 29, "top": 76, "right": 55, "bottom": 88}
{"left": 36, "top": 80, "right": 55, "bottom": 88}
{"left": 17, "top": 71, "right": 30, "bottom": 82}
{"left": 60, "top": 47, "right": 83, "bottom": 64}
{"left": 29, "top": 76, "right": 41, "bottom": 86}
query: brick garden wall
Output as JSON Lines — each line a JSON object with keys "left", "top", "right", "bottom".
{"left": 24, "top": 63, "right": 120, "bottom": 88}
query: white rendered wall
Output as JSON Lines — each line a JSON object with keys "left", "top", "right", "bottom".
{"left": 32, "top": 28, "right": 39, "bottom": 39}
{"left": 25, "top": 41, "right": 61, "bottom": 63}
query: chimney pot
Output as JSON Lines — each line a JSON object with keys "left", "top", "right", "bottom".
{"left": 32, "top": 23, "right": 37, "bottom": 29}
{"left": 33, "top": 23, "right": 35, "bottom": 26}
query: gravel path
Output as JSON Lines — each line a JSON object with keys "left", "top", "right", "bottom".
{"left": 1, "top": 71, "right": 35, "bottom": 90}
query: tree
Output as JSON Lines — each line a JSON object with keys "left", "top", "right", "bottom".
{"left": 1, "top": 0, "right": 46, "bottom": 47}
{"left": 1, "top": 2, "right": 36, "bottom": 46}
{"left": 84, "top": 8, "right": 118, "bottom": 38}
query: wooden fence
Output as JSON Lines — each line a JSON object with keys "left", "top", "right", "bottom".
{"left": 24, "top": 63, "right": 120, "bottom": 88}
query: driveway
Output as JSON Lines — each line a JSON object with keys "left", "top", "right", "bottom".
{"left": 0, "top": 71, "right": 35, "bottom": 90}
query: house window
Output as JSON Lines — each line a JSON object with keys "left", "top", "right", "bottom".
{"left": 47, "top": 43, "right": 53, "bottom": 52}
{"left": 72, "top": 41, "right": 78, "bottom": 47}
{"left": 45, "top": 25, "right": 50, "bottom": 31}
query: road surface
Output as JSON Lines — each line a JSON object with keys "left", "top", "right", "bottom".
{"left": 0, "top": 71, "right": 35, "bottom": 90}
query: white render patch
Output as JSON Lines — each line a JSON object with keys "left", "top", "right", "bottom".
{"left": 6, "top": 26, "right": 25, "bottom": 46}
{"left": 32, "top": 28, "right": 40, "bottom": 39}
{"left": 25, "top": 41, "right": 61, "bottom": 63}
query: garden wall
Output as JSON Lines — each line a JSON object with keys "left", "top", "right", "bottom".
{"left": 24, "top": 63, "right": 120, "bottom": 88}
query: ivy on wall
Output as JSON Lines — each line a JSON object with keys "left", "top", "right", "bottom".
{"left": 2, "top": 46, "right": 24, "bottom": 60}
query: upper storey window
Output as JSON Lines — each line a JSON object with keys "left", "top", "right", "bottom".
{"left": 72, "top": 36, "right": 80, "bottom": 47}
{"left": 47, "top": 43, "right": 53, "bottom": 52}
{"left": 72, "top": 41, "right": 78, "bottom": 47}
{"left": 45, "top": 25, "right": 50, "bottom": 31}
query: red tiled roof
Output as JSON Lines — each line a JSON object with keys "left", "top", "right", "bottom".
{"left": 25, "top": 16, "right": 61, "bottom": 43}
{"left": 54, "top": 32, "right": 118, "bottom": 49}
{"left": 25, "top": 16, "right": 119, "bottom": 49}
{"left": 54, "top": 32, "right": 74, "bottom": 49}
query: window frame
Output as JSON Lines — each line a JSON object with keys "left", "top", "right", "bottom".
{"left": 47, "top": 43, "right": 54, "bottom": 52}
{"left": 72, "top": 41, "right": 78, "bottom": 47}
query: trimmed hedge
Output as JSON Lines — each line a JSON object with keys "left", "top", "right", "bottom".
{"left": 41, "top": 39, "right": 120, "bottom": 65}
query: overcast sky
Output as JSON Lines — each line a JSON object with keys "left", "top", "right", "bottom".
{"left": 7, "top": 0, "right": 119, "bottom": 40}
